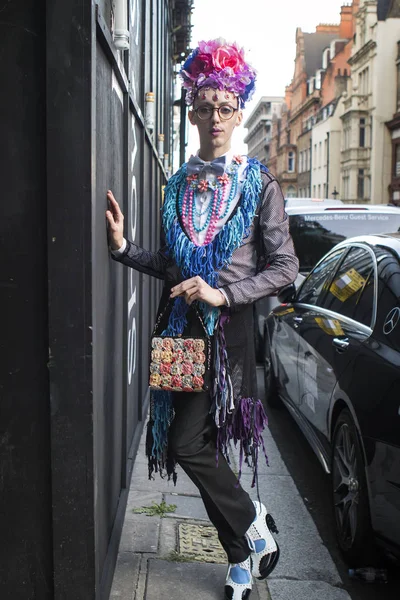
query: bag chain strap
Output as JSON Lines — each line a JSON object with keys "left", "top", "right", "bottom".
{"left": 152, "top": 299, "right": 210, "bottom": 338}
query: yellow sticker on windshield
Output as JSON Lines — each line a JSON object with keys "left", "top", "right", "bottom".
{"left": 275, "top": 307, "right": 295, "bottom": 316}
{"left": 330, "top": 268, "right": 365, "bottom": 302}
{"left": 315, "top": 317, "right": 345, "bottom": 336}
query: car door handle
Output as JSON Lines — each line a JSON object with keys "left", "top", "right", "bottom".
{"left": 292, "top": 316, "right": 303, "bottom": 328}
{"left": 332, "top": 337, "right": 349, "bottom": 350}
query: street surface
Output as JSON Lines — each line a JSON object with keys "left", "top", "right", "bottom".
{"left": 257, "top": 366, "right": 400, "bottom": 600}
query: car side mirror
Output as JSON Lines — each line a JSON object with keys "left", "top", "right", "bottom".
{"left": 277, "top": 283, "right": 296, "bottom": 304}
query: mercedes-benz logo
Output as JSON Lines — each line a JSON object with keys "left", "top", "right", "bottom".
{"left": 383, "top": 307, "right": 400, "bottom": 335}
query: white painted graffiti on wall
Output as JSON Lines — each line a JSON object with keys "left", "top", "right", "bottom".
{"left": 127, "top": 113, "right": 138, "bottom": 385}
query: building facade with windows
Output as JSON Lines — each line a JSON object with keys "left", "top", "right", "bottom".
{"left": 243, "top": 96, "right": 284, "bottom": 165}
{"left": 269, "top": 101, "right": 298, "bottom": 197}
{"left": 270, "top": 3, "right": 356, "bottom": 197}
{"left": 311, "top": 98, "right": 344, "bottom": 199}
{"left": 297, "top": 127, "right": 312, "bottom": 197}
{"left": 386, "top": 40, "right": 400, "bottom": 205}
{"left": 341, "top": 0, "right": 400, "bottom": 203}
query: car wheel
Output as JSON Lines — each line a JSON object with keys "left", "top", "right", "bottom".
{"left": 331, "top": 409, "right": 376, "bottom": 565}
{"left": 263, "top": 326, "right": 281, "bottom": 409}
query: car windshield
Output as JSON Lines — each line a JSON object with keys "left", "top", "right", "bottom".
{"left": 289, "top": 211, "right": 400, "bottom": 273}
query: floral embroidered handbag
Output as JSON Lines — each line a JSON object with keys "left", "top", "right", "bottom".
{"left": 149, "top": 303, "right": 212, "bottom": 393}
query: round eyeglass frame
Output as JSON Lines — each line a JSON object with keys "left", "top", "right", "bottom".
{"left": 194, "top": 106, "right": 239, "bottom": 121}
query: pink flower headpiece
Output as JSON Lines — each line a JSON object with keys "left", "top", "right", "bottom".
{"left": 179, "top": 38, "right": 257, "bottom": 108}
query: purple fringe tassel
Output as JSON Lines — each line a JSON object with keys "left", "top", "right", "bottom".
{"left": 212, "top": 311, "right": 269, "bottom": 487}
{"left": 217, "top": 397, "right": 269, "bottom": 487}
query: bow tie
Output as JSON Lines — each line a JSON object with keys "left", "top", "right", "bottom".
{"left": 186, "top": 155, "right": 226, "bottom": 178}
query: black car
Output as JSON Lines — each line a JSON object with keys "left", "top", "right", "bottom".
{"left": 264, "top": 234, "right": 400, "bottom": 565}
{"left": 254, "top": 204, "right": 400, "bottom": 361}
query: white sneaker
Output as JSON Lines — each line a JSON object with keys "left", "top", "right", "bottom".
{"left": 246, "top": 501, "right": 280, "bottom": 580}
{"left": 224, "top": 556, "right": 252, "bottom": 600}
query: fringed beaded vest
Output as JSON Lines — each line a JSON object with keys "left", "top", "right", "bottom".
{"left": 146, "top": 157, "right": 269, "bottom": 486}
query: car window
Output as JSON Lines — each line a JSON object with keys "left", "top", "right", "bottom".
{"left": 288, "top": 211, "right": 400, "bottom": 273}
{"left": 320, "top": 246, "right": 375, "bottom": 327}
{"left": 296, "top": 248, "right": 347, "bottom": 306}
{"left": 374, "top": 250, "right": 400, "bottom": 350}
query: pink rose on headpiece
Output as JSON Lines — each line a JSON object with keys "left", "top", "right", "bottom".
{"left": 190, "top": 53, "right": 214, "bottom": 78}
{"left": 212, "top": 45, "right": 245, "bottom": 73}
{"left": 198, "top": 39, "right": 223, "bottom": 55}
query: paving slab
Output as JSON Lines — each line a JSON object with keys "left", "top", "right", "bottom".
{"left": 119, "top": 514, "right": 160, "bottom": 554}
{"left": 129, "top": 471, "right": 199, "bottom": 495}
{"left": 126, "top": 491, "right": 163, "bottom": 512}
{"left": 164, "top": 493, "right": 208, "bottom": 521}
{"left": 109, "top": 553, "right": 140, "bottom": 599}
{"left": 158, "top": 516, "right": 178, "bottom": 557}
{"left": 145, "top": 559, "right": 266, "bottom": 600}
{"left": 267, "top": 580, "right": 351, "bottom": 600}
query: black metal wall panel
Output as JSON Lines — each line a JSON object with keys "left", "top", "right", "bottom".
{"left": 0, "top": 1, "right": 53, "bottom": 597}
{"left": 93, "top": 43, "right": 126, "bottom": 584}
{"left": 46, "top": 0, "right": 95, "bottom": 597}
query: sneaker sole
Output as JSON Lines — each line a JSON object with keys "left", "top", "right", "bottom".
{"left": 224, "top": 589, "right": 252, "bottom": 600}
{"left": 256, "top": 542, "right": 280, "bottom": 580}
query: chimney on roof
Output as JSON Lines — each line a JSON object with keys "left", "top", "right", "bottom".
{"left": 316, "top": 24, "right": 340, "bottom": 34}
{"left": 335, "top": 69, "right": 349, "bottom": 97}
{"left": 339, "top": 4, "right": 354, "bottom": 39}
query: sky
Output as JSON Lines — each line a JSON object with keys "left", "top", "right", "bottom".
{"left": 185, "top": 0, "right": 347, "bottom": 156}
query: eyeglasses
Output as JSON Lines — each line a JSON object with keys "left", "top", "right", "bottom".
{"left": 194, "top": 105, "right": 238, "bottom": 121}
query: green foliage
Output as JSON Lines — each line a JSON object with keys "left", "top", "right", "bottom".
{"left": 164, "top": 551, "right": 193, "bottom": 563}
{"left": 132, "top": 500, "right": 177, "bottom": 518}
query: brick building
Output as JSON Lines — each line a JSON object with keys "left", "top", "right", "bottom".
{"left": 309, "top": 2, "right": 359, "bottom": 199}
{"left": 269, "top": 97, "right": 297, "bottom": 196}
{"left": 270, "top": 3, "right": 357, "bottom": 197}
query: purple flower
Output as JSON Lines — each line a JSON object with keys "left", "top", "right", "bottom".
{"left": 179, "top": 38, "right": 257, "bottom": 107}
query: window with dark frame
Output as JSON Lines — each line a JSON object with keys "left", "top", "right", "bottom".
{"left": 397, "top": 60, "right": 400, "bottom": 113}
{"left": 288, "top": 151, "right": 295, "bottom": 173}
{"left": 296, "top": 248, "right": 347, "bottom": 306}
{"left": 359, "top": 118, "right": 366, "bottom": 147}
{"left": 320, "top": 246, "right": 375, "bottom": 327}
{"left": 358, "top": 168, "right": 365, "bottom": 199}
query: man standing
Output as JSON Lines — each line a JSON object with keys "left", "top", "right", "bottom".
{"left": 106, "top": 38, "right": 298, "bottom": 600}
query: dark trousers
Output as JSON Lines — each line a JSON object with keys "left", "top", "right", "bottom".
{"left": 168, "top": 391, "right": 256, "bottom": 563}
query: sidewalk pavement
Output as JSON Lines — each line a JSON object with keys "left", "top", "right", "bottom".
{"left": 110, "top": 392, "right": 352, "bottom": 600}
